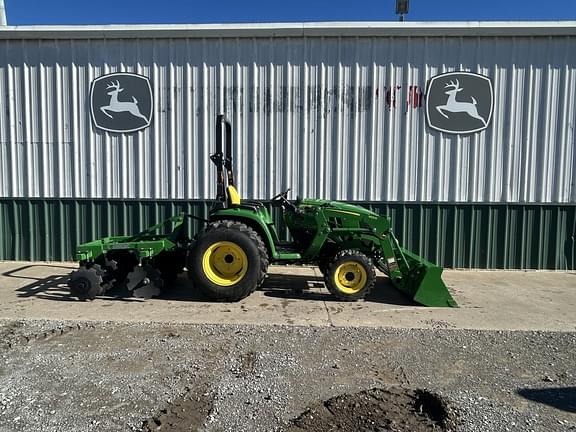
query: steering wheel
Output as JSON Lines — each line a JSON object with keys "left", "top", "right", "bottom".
{"left": 271, "top": 188, "right": 298, "bottom": 212}
{"left": 271, "top": 188, "right": 291, "bottom": 202}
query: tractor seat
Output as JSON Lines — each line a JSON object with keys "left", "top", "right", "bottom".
{"left": 227, "top": 185, "right": 264, "bottom": 210}
{"left": 227, "top": 185, "right": 241, "bottom": 206}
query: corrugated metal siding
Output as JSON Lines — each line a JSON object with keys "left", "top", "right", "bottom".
{"left": 0, "top": 198, "right": 574, "bottom": 269}
{"left": 0, "top": 1, "right": 5, "bottom": 27}
{"left": 0, "top": 33, "right": 575, "bottom": 203}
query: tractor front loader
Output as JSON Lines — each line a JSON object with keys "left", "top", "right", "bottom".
{"left": 69, "top": 115, "right": 457, "bottom": 307}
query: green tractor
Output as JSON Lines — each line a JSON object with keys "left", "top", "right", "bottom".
{"left": 69, "top": 115, "right": 457, "bottom": 307}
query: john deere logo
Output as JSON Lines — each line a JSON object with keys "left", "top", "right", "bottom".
{"left": 90, "top": 72, "right": 153, "bottom": 133}
{"left": 426, "top": 71, "right": 493, "bottom": 134}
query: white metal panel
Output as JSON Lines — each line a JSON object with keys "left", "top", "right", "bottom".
{"left": 0, "top": 0, "right": 5, "bottom": 27}
{"left": 2, "top": 21, "right": 576, "bottom": 39}
{"left": 0, "top": 26, "right": 575, "bottom": 203}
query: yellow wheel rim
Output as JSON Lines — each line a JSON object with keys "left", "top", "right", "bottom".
{"left": 333, "top": 261, "right": 367, "bottom": 294}
{"left": 202, "top": 241, "right": 248, "bottom": 286}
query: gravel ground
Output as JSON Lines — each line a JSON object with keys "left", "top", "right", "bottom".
{"left": 0, "top": 319, "right": 574, "bottom": 432}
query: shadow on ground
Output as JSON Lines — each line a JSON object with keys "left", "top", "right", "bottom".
{"left": 7, "top": 265, "right": 209, "bottom": 303}
{"left": 517, "top": 387, "right": 576, "bottom": 413}
{"left": 261, "top": 273, "right": 417, "bottom": 306}
{"left": 5, "top": 265, "right": 79, "bottom": 302}
{"left": 6, "top": 264, "right": 417, "bottom": 306}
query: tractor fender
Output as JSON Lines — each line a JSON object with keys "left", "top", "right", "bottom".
{"left": 209, "top": 213, "right": 279, "bottom": 259}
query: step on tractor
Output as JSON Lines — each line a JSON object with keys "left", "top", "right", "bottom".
{"left": 68, "top": 115, "right": 457, "bottom": 307}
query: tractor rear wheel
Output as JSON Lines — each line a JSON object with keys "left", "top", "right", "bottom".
{"left": 324, "top": 250, "right": 375, "bottom": 301}
{"left": 188, "top": 220, "right": 268, "bottom": 301}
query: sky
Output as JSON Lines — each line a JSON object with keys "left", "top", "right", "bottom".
{"left": 3, "top": 0, "right": 576, "bottom": 25}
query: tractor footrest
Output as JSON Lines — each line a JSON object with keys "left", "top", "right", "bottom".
{"left": 274, "top": 244, "right": 302, "bottom": 261}
{"left": 275, "top": 241, "right": 300, "bottom": 252}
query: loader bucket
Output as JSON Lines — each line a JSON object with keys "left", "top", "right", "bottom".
{"left": 393, "top": 248, "right": 458, "bottom": 308}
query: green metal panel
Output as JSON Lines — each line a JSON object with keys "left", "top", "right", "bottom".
{"left": 0, "top": 199, "right": 211, "bottom": 262}
{"left": 0, "top": 198, "right": 574, "bottom": 270}
{"left": 361, "top": 203, "right": 576, "bottom": 270}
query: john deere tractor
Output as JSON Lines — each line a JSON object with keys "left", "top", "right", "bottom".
{"left": 69, "top": 115, "right": 457, "bottom": 307}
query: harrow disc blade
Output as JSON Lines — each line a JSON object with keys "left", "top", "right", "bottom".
{"left": 68, "top": 266, "right": 104, "bottom": 301}
{"left": 127, "top": 265, "right": 163, "bottom": 299}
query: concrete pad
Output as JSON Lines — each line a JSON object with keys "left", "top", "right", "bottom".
{"left": 0, "top": 261, "right": 574, "bottom": 331}
{"left": 330, "top": 270, "right": 576, "bottom": 331}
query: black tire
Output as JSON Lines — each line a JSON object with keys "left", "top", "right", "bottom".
{"left": 324, "top": 250, "right": 376, "bottom": 301}
{"left": 69, "top": 264, "right": 105, "bottom": 301}
{"left": 187, "top": 220, "right": 268, "bottom": 301}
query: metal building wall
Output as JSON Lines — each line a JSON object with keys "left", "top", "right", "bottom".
{"left": 0, "top": 23, "right": 574, "bottom": 267}
{"left": 1, "top": 198, "right": 574, "bottom": 268}
{"left": 0, "top": 26, "right": 575, "bottom": 203}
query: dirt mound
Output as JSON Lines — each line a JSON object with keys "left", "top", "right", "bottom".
{"left": 140, "top": 388, "right": 213, "bottom": 432}
{"left": 287, "top": 387, "right": 457, "bottom": 432}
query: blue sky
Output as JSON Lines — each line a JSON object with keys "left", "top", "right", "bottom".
{"left": 4, "top": 0, "right": 576, "bottom": 25}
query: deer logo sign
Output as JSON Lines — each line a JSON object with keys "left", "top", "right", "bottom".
{"left": 426, "top": 72, "right": 493, "bottom": 134}
{"left": 90, "top": 73, "right": 153, "bottom": 133}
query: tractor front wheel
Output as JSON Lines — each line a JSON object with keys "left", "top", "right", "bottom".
{"left": 188, "top": 220, "right": 268, "bottom": 301}
{"left": 324, "top": 250, "right": 375, "bottom": 301}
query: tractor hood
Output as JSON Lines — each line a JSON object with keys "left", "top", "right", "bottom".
{"left": 298, "top": 198, "right": 381, "bottom": 218}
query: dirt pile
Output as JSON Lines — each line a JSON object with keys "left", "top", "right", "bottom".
{"left": 287, "top": 387, "right": 457, "bottom": 432}
{"left": 140, "top": 388, "right": 214, "bottom": 432}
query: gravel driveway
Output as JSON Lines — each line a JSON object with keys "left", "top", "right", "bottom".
{"left": 0, "top": 319, "right": 574, "bottom": 432}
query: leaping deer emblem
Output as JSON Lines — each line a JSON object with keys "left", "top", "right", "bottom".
{"left": 436, "top": 79, "right": 487, "bottom": 126}
{"left": 100, "top": 80, "right": 148, "bottom": 122}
